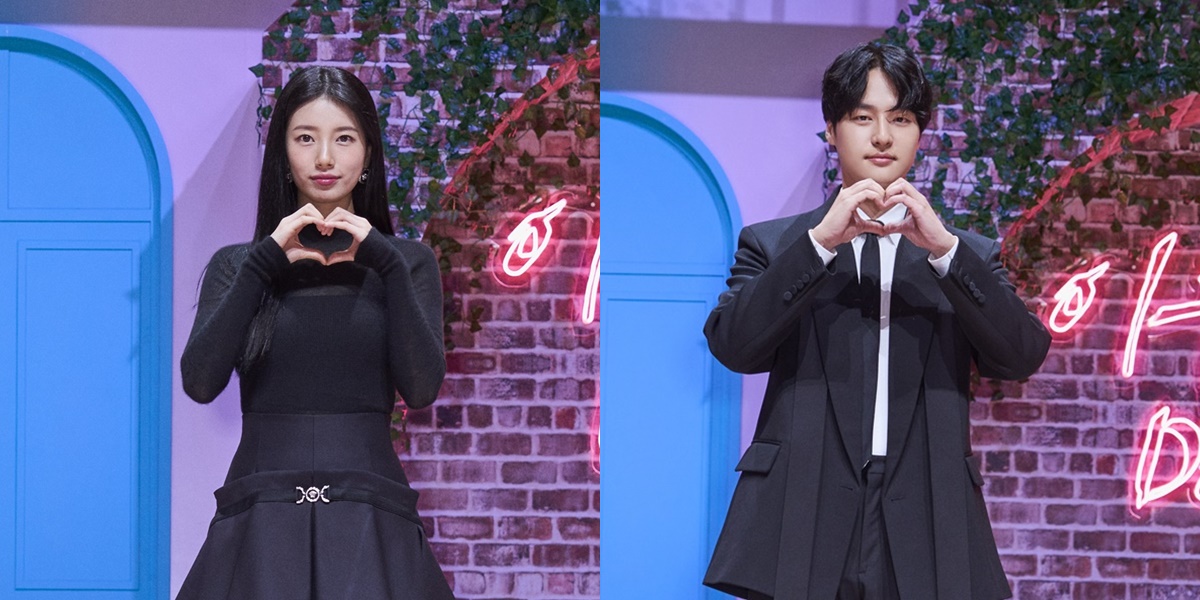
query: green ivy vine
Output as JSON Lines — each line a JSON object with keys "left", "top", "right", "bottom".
{"left": 874, "top": 0, "right": 1200, "bottom": 293}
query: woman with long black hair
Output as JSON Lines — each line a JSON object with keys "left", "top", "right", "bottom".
{"left": 178, "top": 66, "right": 453, "bottom": 599}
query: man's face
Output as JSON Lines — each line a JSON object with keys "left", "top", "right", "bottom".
{"left": 825, "top": 68, "right": 921, "bottom": 210}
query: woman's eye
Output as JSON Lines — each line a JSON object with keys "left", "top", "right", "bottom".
{"left": 297, "top": 134, "right": 314, "bottom": 143}
{"left": 338, "top": 135, "right": 355, "bottom": 143}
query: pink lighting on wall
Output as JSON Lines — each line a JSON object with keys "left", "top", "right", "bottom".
{"left": 501, "top": 198, "right": 568, "bottom": 277}
{"left": 1134, "top": 405, "right": 1200, "bottom": 510}
{"left": 1121, "top": 233, "right": 1180, "bottom": 377}
{"left": 1048, "top": 262, "right": 1110, "bottom": 334}
{"left": 582, "top": 239, "right": 600, "bottom": 325}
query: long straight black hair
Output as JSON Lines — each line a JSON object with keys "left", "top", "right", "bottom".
{"left": 239, "top": 66, "right": 393, "bottom": 371}
{"left": 255, "top": 66, "right": 393, "bottom": 240}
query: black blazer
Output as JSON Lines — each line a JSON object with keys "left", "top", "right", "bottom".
{"left": 702, "top": 200, "right": 1050, "bottom": 600}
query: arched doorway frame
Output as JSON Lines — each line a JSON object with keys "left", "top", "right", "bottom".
{"left": 0, "top": 24, "right": 173, "bottom": 598}
{"left": 600, "top": 92, "right": 743, "bottom": 598}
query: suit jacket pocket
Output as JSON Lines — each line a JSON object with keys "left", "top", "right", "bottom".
{"left": 965, "top": 453, "right": 985, "bottom": 487}
{"left": 735, "top": 440, "right": 782, "bottom": 474}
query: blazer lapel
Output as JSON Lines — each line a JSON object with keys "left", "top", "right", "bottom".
{"left": 813, "top": 243, "right": 865, "bottom": 470}
{"left": 885, "top": 237, "right": 938, "bottom": 479}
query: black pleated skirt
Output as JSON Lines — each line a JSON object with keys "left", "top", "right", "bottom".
{"left": 177, "top": 412, "right": 454, "bottom": 600}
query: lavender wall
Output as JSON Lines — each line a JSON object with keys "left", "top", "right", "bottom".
{"left": 603, "top": 1, "right": 903, "bottom": 450}
{"left": 1, "top": 6, "right": 289, "bottom": 593}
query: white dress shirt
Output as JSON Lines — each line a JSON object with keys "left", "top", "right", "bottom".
{"left": 807, "top": 204, "right": 959, "bottom": 456}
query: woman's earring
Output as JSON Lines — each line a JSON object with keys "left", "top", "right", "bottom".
{"left": 286, "top": 172, "right": 293, "bottom": 183}
{"left": 359, "top": 170, "right": 369, "bottom": 183}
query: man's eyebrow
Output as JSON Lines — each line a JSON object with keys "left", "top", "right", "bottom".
{"left": 855, "top": 102, "right": 911, "bottom": 113}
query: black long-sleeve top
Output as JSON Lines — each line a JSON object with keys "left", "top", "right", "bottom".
{"left": 181, "top": 229, "right": 446, "bottom": 413}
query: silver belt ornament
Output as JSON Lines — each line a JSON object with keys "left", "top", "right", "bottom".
{"left": 296, "top": 485, "right": 331, "bottom": 504}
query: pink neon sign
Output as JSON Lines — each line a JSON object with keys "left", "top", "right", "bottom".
{"left": 501, "top": 199, "right": 568, "bottom": 277}
{"left": 1045, "top": 232, "right": 1200, "bottom": 378}
{"left": 1134, "top": 405, "right": 1200, "bottom": 510}
{"left": 495, "top": 195, "right": 600, "bottom": 326}
{"left": 1045, "top": 231, "right": 1200, "bottom": 512}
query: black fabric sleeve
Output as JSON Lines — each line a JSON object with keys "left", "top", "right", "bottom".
{"left": 180, "top": 239, "right": 288, "bottom": 403}
{"left": 355, "top": 229, "right": 447, "bottom": 409}
{"left": 935, "top": 235, "right": 1051, "bottom": 380}
{"left": 704, "top": 224, "right": 835, "bottom": 374}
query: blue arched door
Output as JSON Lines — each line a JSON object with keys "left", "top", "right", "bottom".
{"left": 0, "top": 26, "right": 172, "bottom": 598}
{"left": 600, "top": 94, "right": 741, "bottom": 599}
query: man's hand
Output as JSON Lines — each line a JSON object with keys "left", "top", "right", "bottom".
{"left": 810, "top": 179, "right": 888, "bottom": 250}
{"left": 883, "top": 178, "right": 957, "bottom": 258}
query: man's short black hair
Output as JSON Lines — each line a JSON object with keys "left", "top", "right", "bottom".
{"left": 821, "top": 42, "right": 933, "bottom": 131}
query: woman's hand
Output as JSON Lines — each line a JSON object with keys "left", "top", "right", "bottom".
{"left": 323, "top": 207, "right": 373, "bottom": 264}
{"left": 269, "top": 204, "right": 330, "bottom": 264}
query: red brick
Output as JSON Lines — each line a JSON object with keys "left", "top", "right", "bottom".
{"left": 473, "top": 544, "right": 531, "bottom": 567}
{"left": 1000, "top": 553, "right": 1037, "bottom": 576}
{"left": 1045, "top": 503, "right": 1096, "bottom": 525}
{"left": 562, "top": 460, "right": 600, "bottom": 484}
{"left": 1039, "top": 554, "right": 1092, "bottom": 578}
{"left": 1148, "top": 559, "right": 1200, "bottom": 580}
{"left": 537, "top": 433, "right": 590, "bottom": 456}
{"left": 500, "top": 353, "right": 558, "bottom": 374}
{"left": 470, "top": 489, "right": 529, "bottom": 511}
{"left": 446, "top": 352, "right": 497, "bottom": 374}
{"left": 527, "top": 405, "right": 552, "bottom": 428}
{"left": 497, "top": 516, "right": 553, "bottom": 540}
{"left": 466, "top": 404, "right": 492, "bottom": 428}
{"left": 1016, "top": 580, "right": 1071, "bottom": 598}
{"left": 442, "top": 460, "right": 496, "bottom": 483}
{"left": 532, "top": 543, "right": 591, "bottom": 567}
{"left": 1078, "top": 531, "right": 1127, "bottom": 552}
{"left": 437, "top": 516, "right": 494, "bottom": 539}
{"left": 1079, "top": 478, "right": 1127, "bottom": 500}
{"left": 500, "top": 461, "right": 557, "bottom": 484}
{"left": 533, "top": 489, "right": 589, "bottom": 512}
{"left": 476, "top": 433, "right": 532, "bottom": 455}
{"left": 1075, "top": 582, "right": 1126, "bottom": 600}
{"left": 547, "top": 572, "right": 576, "bottom": 594}
{"left": 557, "top": 517, "right": 599, "bottom": 540}
{"left": 1023, "top": 477, "right": 1075, "bottom": 498}
{"left": 432, "top": 542, "right": 471, "bottom": 566}
{"left": 1131, "top": 532, "right": 1181, "bottom": 554}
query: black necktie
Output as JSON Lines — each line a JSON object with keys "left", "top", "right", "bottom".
{"left": 860, "top": 233, "right": 881, "bottom": 465}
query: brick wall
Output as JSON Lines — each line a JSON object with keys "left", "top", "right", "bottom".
{"left": 257, "top": 3, "right": 599, "bottom": 598}
{"left": 821, "top": 6, "right": 1200, "bottom": 598}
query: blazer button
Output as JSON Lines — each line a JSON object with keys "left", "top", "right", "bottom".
{"left": 783, "top": 290, "right": 795, "bottom": 302}
{"left": 801, "top": 273, "right": 812, "bottom": 284}
{"left": 968, "top": 282, "right": 979, "bottom": 292}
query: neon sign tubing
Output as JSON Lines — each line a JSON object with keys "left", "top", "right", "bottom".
{"left": 1134, "top": 405, "right": 1200, "bottom": 509}
{"left": 1122, "top": 232, "right": 1179, "bottom": 378}
{"left": 582, "top": 239, "right": 600, "bottom": 325}
{"left": 501, "top": 199, "right": 568, "bottom": 277}
{"left": 1048, "top": 262, "right": 1111, "bottom": 334}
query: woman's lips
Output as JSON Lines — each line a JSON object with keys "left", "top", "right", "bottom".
{"left": 867, "top": 155, "right": 895, "bottom": 166}
{"left": 311, "top": 175, "right": 340, "bottom": 187}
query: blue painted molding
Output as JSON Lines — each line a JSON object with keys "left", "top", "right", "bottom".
{"left": 599, "top": 92, "right": 743, "bottom": 594}
{"left": 1, "top": 25, "right": 173, "bottom": 598}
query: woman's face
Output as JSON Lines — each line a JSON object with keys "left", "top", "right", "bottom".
{"left": 285, "top": 97, "right": 368, "bottom": 214}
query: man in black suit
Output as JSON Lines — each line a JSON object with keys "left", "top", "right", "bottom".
{"left": 702, "top": 43, "right": 1050, "bottom": 600}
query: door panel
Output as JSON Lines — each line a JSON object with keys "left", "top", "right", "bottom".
{"left": 600, "top": 95, "right": 741, "bottom": 600}
{"left": 0, "top": 26, "right": 170, "bottom": 599}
